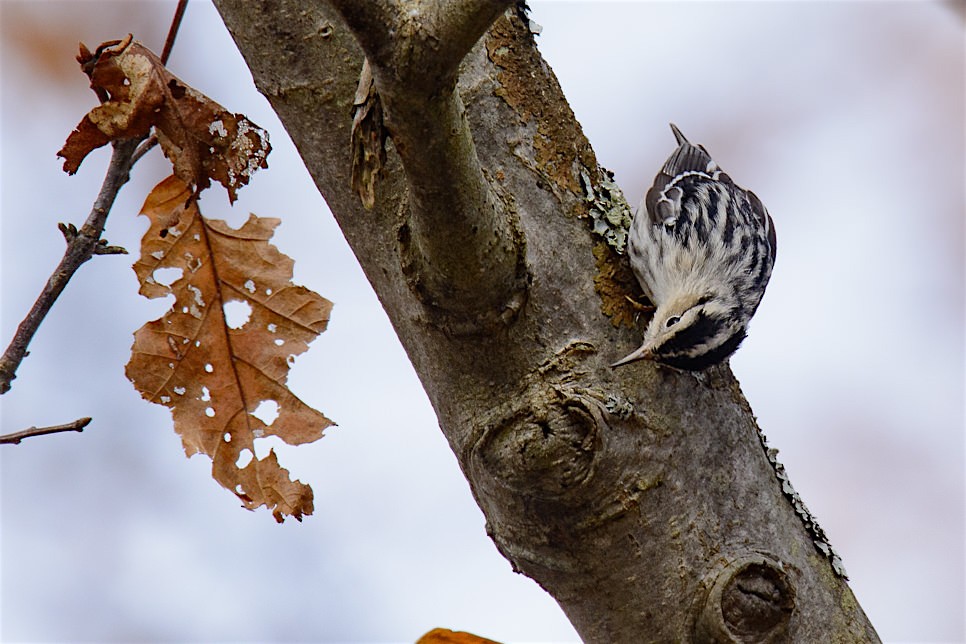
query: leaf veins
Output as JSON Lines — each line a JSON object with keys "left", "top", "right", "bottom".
{"left": 125, "top": 176, "right": 334, "bottom": 522}
{"left": 58, "top": 35, "right": 270, "bottom": 202}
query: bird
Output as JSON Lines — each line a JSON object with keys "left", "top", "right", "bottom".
{"left": 612, "top": 124, "right": 776, "bottom": 371}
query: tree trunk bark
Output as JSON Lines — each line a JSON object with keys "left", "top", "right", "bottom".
{"left": 212, "top": 1, "right": 880, "bottom": 641}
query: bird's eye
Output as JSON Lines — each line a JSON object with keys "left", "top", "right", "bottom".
{"left": 665, "top": 316, "right": 681, "bottom": 328}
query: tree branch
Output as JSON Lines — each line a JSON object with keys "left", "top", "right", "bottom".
{"left": 160, "top": 0, "right": 189, "bottom": 64}
{"left": 329, "top": 0, "right": 525, "bottom": 328}
{"left": 0, "top": 417, "right": 91, "bottom": 445}
{"left": 213, "top": 3, "right": 880, "bottom": 640}
{"left": 0, "top": 138, "right": 140, "bottom": 395}
{"left": 0, "top": 2, "right": 186, "bottom": 396}
{"left": 330, "top": 0, "right": 513, "bottom": 91}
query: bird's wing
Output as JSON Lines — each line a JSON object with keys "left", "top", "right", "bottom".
{"left": 747, "top": 189, "right": 777, "bottom": 264}
{"left": 644, "top": 124, "right": 716, "bottom": 226}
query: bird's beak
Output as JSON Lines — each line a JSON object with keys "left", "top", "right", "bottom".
{"left": 610, "top": 343, "right": 654, "bottom": 368}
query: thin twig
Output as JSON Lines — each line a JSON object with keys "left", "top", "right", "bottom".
{"left": 0, "top": 418, "right": 92, "bottom": 445}
{"left": 160, "top": 0, "right": 189, "bottom": 65}
{"left": 130, "top": 134, "right": 159, "bottom": 166}
{"left": 0, "top": 3, "right": 190, "bottom": 396}
{"left": 0, "top": 138, "right": 141, "bottom": 394}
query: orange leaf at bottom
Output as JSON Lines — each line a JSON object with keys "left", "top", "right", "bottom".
{"left": 416, "top": 628, "right": 502, "bottom": 644}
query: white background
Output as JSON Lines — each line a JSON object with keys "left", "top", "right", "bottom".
{"left": 1, "top": 1, "right": 963, "bottom": 642}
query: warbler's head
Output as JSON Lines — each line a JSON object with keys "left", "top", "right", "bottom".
{"left": 611, "top": 293, "right": 748, "bottom": 371}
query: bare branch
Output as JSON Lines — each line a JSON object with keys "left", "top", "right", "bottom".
{"left": 0, "top": 2, "right": 189, "bottom": 395}
{"left": 130, "top": 135, "right": 159, "bottom": 166}
{"left": 0, "top": 417, "right": 91, "bottom": 445}
{"left": 160, "top": 0, "right": 190, "bottom": 65}
{"left": 0, "top": 138, "right": 141, "bottom": 395}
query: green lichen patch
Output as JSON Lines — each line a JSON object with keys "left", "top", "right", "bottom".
{"left": 581, "top": 167, "right": 633, "bottom": 254}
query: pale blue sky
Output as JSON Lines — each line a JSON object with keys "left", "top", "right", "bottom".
{"left": 2, "top": 2, "right": 963, "bottom": 641}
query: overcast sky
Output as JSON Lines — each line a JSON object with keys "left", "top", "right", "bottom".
{"left": 2, "top": 2, "right": 963, "bottom": 642}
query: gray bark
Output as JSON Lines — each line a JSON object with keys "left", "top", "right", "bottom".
{"left": 212, "top": 1, "right": 880, "bottom": 641}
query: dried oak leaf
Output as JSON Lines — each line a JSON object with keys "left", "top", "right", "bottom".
{"left": 125, "top": 176, "right": 333, "bottom": 522}
{"left": 58, "top": 35, "right": 270, "bottom": 202}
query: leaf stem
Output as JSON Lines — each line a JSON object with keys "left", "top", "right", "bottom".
{"left": 160, "top": 0, "right": 189, "bottom": 65}
{"left": 130, "top": 134, "right": 159, "bottom": 166}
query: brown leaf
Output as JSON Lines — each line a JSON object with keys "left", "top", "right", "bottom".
{"left": 416, "top": 629, "right": 501, "bottom": 644}
{"left": 350, "top": 58, "right": 387, "bottom": 210}
{"left": 58, "top": 37, "right": 270, "bottom": 202}
{"left": 125, "top": 176, "right": 333, "bottom": 522}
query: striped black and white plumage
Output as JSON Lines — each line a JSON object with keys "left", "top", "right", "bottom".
{"left": 613, "top": 124, "right": 776, "bottom": 371}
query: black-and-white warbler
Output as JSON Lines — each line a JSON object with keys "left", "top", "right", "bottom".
{"left": 613, "top": 124, "right": 776, "bottom": 371}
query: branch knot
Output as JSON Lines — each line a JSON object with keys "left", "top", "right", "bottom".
{"left": 693, "top": 554, "right": 796, "bottom": 643}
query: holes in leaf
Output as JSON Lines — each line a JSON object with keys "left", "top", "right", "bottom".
{"left": 186, "top": 284, "right": 205, "bottom": 307}
{"left": 152, "top": 267, "right": 183, "bottom": 286}
{"left": 208, "top": 119, "right": 228, "bottom": 138}
{"left": 205, "top": 363, "right": 214, "bottom": 373}
{"left": 200, "top": 386, "right": 211, "bottom": 402}
{"left": 223, "top": 299, "right": 252, "bottom": 329}
{"left": 167, "top": 78, "right": 186, "bottom": 98}
{"left": 235, "top": 448, "right": 254, "bottom": 469}
{"left": 205, "top": 407, "right": 215, "bottom": 417}
{"left": 253, "top": 434, "right": 287, "bottom": 460}
{"left": 252, "top": 400, "right": 279, "bottom": 426}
